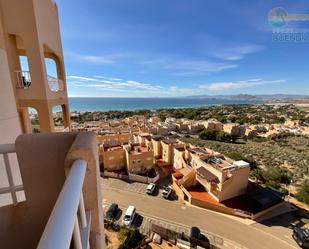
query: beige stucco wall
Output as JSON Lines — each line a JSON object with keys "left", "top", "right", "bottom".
{"left": 125, "top": 147, "right": 154, "bottom": 173}
{"left": 217, "top": 167, "right": 250, "bottom": 202}
{"left": 102, "top": 148, "right": 125, "bottom": 171}
{"left": 152, "top": 139, "right": 162, "bottom": 158}
{"left": 173, "top": 148, "right": 185, "bottom": 169}
{"left": 0, "top": 18, "right": 24, "bottom": 206}
{"left": 0, "top": 0, "right": 70, "bottom": 132}
{"left": 161, "top": 142, "right": 174, "bottom": 164}
{"left": 98, "top": 133, "right": 131, "bottom": 145}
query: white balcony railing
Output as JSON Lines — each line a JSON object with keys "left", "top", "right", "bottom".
{"left": 0, "top": 144, "right": 24, "bottom": 205}
{"left": 37, "top": 159, "right": 91, "bottom": 249}
{"left": 47, "top": 75, "right": 64, "bottom": 92}
{"left": 15, "top": 70, "right": 31, "bottom": 89}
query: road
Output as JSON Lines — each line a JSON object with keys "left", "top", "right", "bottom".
{"left": 101, "top": 178, "right": 298, "bottom": 249}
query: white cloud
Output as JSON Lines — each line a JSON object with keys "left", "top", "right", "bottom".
{"left": 65, "top": 51, "right": 130, "bottom": 64}
{"left": 199, "top": 79, "right": 286, "bottom": 91}
{"left": 67, "top": 75, "right": 163, "bottom": 92}
{"left": 212, "top": 44, "right": 264, "bottom": 61}
{"left": 141, "top": 58, "right": 238, "bottom": 76}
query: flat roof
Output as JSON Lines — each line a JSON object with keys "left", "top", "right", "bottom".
{"left": 202, "top": 157, "right": 231, "bottom": 169}
{"left": 162, "top": 139, "right": 178, "bottom": 144}
{"left": 196, "top": 167, "right": 219, "bottom": 184}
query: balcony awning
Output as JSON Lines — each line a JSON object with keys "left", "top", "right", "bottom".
{"left": 196, "top": 167, "right": 219, "bottom": 184}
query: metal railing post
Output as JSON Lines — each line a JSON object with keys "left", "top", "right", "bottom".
{"left": 79, "top": 193, "right": 87, "bottom": 229}
{"left": 73, "top": 217, "right": 83, "bottom": 249}
{"left": 3, "top": 153, "right": 18, "bottom": 205}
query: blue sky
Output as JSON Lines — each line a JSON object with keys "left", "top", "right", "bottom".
{"left": 55, "top": 0, "right": 309, "bottom": 97}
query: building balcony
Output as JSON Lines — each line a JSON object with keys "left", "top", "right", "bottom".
{"left": 47, "top": 75, "right": 64, "bottom": 92}
{"left": 15, "top": 70, "right": 31, "bottom": 89}
{"left": 0, "top": 132, "right": 105, "bottom": 249}
{"left": 15, "top": 70, "right": 64, "bottom": 92}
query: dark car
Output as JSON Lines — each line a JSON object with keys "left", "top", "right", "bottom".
{"left": 292, "top": 226, "right": 309, "bottom": 248}
{"left": 105, "top": 203, "right": 118, "bottom": 221}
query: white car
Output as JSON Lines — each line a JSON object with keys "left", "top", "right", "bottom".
{"left": 162, "top": 186, "right": 172, "bottom": 199}
{"left": 146, "top": 183, "right": 156, "bottom": 195}
{"left": 123, "top": 206, "right": 136, "bottom": 227}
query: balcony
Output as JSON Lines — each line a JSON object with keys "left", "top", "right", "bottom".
{"left": 0, "top": 132, "right": 105, "bottom": 249}
{"left": 15, "top": 70, "right": 31, "bottom": 89}
{"left": 15, "top": 71, "right": 64, "bottom": 92}
{"left": 47, "top": 75, "right": 64, "bottom": 92}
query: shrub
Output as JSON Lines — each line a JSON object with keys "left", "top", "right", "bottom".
{"left": 199, "top": 129, "right": 216, "bottom": 140}
{"left": 118, "top": 229, "right": 143, "bottom": 249}
{"left": 295, "top": 180, "right": 309, "bottom": 205}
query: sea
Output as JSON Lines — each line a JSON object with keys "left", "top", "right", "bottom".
{"left": 67, "top": 97, "right": 262, "bottom": 112}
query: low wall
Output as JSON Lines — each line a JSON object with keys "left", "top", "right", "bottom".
{"left": 172, "top": 178, "right": 185, "bottom": 200}
{"left": 190, "top": 197, "right": 236, "bottom": 217}
{"left": 103, "top": 171, "right": 159, "bottom": 184}
{"left": 103, "top": 171, "right": 129, "bottom": 181}
{"left": 128, "top": 172, "right": 160, "bottom": 183}
{"left": 252, "top": 201, "right": 285, "bottom": 220}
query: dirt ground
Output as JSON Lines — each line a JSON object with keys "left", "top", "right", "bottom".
{"left": 105, "top": 229, "right": 121, "bottom": 249}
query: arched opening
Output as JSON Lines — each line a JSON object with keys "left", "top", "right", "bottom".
{"left": 52, "top": 105, "right": 64, "bottom": 131}
{"left": 28, "top": 107, "right": 40, "bottom": 133}
{"left": 43, "top": 44, "right": 64, "bottom": 92}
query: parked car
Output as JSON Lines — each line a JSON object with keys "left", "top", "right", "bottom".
{"left": 162, "top": 186, "right": 172, "bottom": 199}
{"left": 292, "top": 225, "right": 309, "bottom": 248}
{"left": 105, "top": 203, "right": 118, "bottom": 221}
{"left": 123, "top": 205, "right": 136, "bottom": 227}
{"left": 146, "top": 183, "right": 156, "bottom": 195}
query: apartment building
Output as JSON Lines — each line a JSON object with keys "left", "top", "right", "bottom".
{"left": 173, "top": 146, "right": 250, "bottom": 202}
{"left": 203, "top": 119, "right": 223, "bottom": 132}
{"left": 0, "top": 0, "right": 70, "bottom": 135}
{"left": 124, "top": 143, "right": 154, "bottom": 174}
{"left": 0, "top": 1, "right": 105, "bottom": 248}
{"left": 99, "top": 143, "right": 126, "bottom": 171}
{"left": 161, "top": 139, "right": 183, "bottom": 165}
{"left": 152, "top": 135, "right": 164, "bottom": 159}
{"left": 97, "top": 132, "right": 132, "bottom": 145}
{"left": 223, "top": 123, "right": 246, "bottom": 137}
{"left": 193, "top": 156, "right": 250, "bottom": 202}
{"left": 149, "top": 116, "right": 161, "bottom": 124}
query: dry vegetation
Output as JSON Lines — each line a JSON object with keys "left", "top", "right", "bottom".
{"left": 182, "top": 135, "right": 309, "bottom": 187}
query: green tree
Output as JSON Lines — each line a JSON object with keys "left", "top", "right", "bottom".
{"left": 199, "top": 129, "right": 216, "bottom": 140}
{"left": 216, "top": 131, "right": 232, "bottom": 142}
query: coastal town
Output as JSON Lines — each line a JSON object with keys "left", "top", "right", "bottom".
{"left": 1, "top": 0, "right": 309, "bottom": 249}
{"left": 48, "top": 104, "right": 309, "bottom": 208}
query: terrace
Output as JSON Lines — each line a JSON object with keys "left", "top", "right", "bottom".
{"left": 0, "top": 132, "right": 104, "bottom": 249}
{"left": 201, "top": 157, "right": 234, "bottom": 171}
{"left": 128, "top": 144, "right": 150, "bottom": 155}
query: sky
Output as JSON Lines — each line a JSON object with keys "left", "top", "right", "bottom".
{"left": 55, "top": 0, "right": 309, "bottom": 97}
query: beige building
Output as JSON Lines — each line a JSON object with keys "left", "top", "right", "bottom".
{"left": 124, "top": 143, "right": 154, "bottom": 174}
{"left": 0, "top": 0, "right": 70, "bottom": 134}
{"left": 223, "top": 123, "right": 246, "bottom": 137}
{"left": 173, "top": 146, "right": 250, "bottom": 202}
{"left": 161, "top": 139, "right": 183, "bottom": 165}
{"left": 203, "top": 119, "right": 223, "bottom": 132}
{"left": 99, "top": 143, "right": 125, "bottom": 171}
{"left": 151, "top": 135, "right": 163, "bottom": 159}
{"left": 97, "top": 132, "right": 132, "bottom": 145}
{"left": 0, "top": 1, "right": 105, "bottom": 248}
{"left": 149, "top": 116, "right": 161, "bottom": 124}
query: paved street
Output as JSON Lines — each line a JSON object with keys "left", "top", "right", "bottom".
{"left": 101, "top": 177, "right": 299, "bottom": 249}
